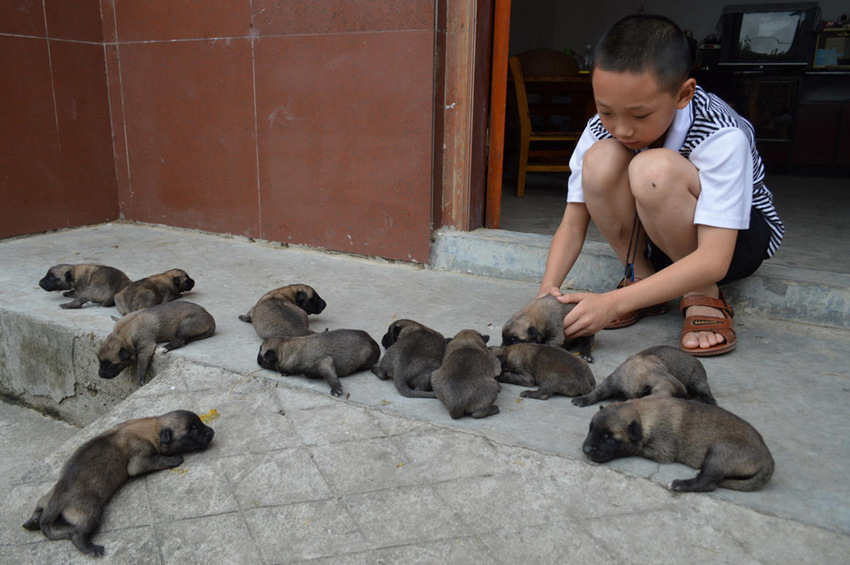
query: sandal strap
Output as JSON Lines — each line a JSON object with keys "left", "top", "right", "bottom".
{"left": 679, "top": 291, "right": 734, "bottom": 318}
{"left": 681, "top": 314, "right": 736, "bottom": 341}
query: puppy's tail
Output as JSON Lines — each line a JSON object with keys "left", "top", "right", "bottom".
{"left": 721, "top": 454, "right": 775, "bottom": 491}
{"left": 394, "top": 379, "right": 438, "bottom": 399}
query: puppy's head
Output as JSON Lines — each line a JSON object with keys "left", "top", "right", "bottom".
{"left": 380, "top": 319, "right": 423, "bottom": 349}
{"left": 97, "top": 334, "right": 135, "bottom": 379}
{"left": 581, "top": 402, "right": 643, "bottom": 463}
{"left": 257, "top": 337, "right": 286, "bottom": 371}
{"left": 289, "top": 284, "right": 326, "bottom": 315}
{"left": 157, "top": 410, "right": 214, "bottom": 454}
{"left": 39, "top": 264, "right": 74, "bottom": 292}
{"left": 501, "top": 317, "right": 543, "bottom": 346}
{"left": 166, "top": 269, "right": 195, "bottom": 292}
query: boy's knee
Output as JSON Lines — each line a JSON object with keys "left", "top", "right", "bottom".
{"left": 628, "top": 149, "right": 692, "bottom": 203}
{"left": 583, "top": 139, "right": 633, "bottom": 197}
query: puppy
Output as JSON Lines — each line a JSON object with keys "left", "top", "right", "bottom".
{"left": 490, "top": 343, "right": 596, "bottom": 400}
{"left": 114, "top": 268, "right": 195, "bottom": 315}
{"left": 39, "top": 263, "right": 131, "bottom": 309}
{"left": 431, "top": 329, "right": 502, "bottom": 419}
{"left": 502, "top": 295, "right": 595, "bottom": 362}
{"left": 370, "top": 319, "right": 445, "bottom": 399}
{"left": 22, "top": 410, "right": 214, "bottom": 556}
{"left": 98, "top": 301, "right": 216, "bottom": 386}
{"left": 258, "top": 329, "right": 380, "bottom": 397}
{"left": 573, "top": 345, "right": 716, "bottom": 407}
{"left": 582, "top": 396, "right": 774, "bottom": 492}
{"left": 239, "top": 284, "right": 326, "bottom": 338}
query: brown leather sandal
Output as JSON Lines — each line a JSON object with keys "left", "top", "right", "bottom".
{"left": 605, "top": 278, "right": 669, "bottom": 329}
{"left": 679, "top": 292, "right": 736, "bottom": 357}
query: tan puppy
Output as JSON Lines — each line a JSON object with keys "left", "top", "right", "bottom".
{"left": 573, "top": 345, "right": 716, "bottom": 407}
{"left": 502, "top": 295, "right": 595, "bottom": 362}
{"left": 98, "top": 301, "right": 216, "bottom": 386}
{"left": 114, "top": 268, "right": 195, "bottom": 315}
{"left": 22, "top": 410, "right": 214, "bottom": 556}
{"left": 582, "top": 396, "right": 774, "bottom": 492}
{"left": 432, "top": 329, "right": 502, "bottom": 419}
{"left": 370, "top": 319, "right": 445, "bottom": 399}
{"left": 39, "top": 263, "right": 131, "bottom": 309}
{"left": 490, "top": 343, "right": 596, "bottom": 400}
{"left": 258, "top": 329, "right": 380, "bottom": 397}
{"left": 239, "top": 284, "right": 326, "bottom": 338}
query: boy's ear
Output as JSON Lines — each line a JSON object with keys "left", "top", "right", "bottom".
{"left": 676, "top": 78, "right": 696, "bottom": 109}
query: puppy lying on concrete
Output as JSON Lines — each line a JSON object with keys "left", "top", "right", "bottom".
{"left": 502, "top": 295, "right": 595, "bottom": 362}
{"left": 432, "top": 329, "right": 502, "bottom": 419}
{"left": 573, "top": 345, "right": 716, "bottom": 407}
{"left": 22, "top": 410, "right": 214, "bottom": 556}
{"left": 39, "top": 263, "right": 131, "bottom": 309}
{"left": 239, "top": 284, "right": 326, "bottom": 338}
{"left": 490, "top": 343, "right": 596, "bottom": 400}
{"left": 258, "top": 329, "right": 380, "bottom": 397}
{"left": 98, "top": 301, "right": 216, "bottom": 386}
{"left": 114, "top": 268, "right": 195, "bottom": 315}
{"left": 582, "top": 396, "right": 774, "bottom": 492}
{"left": 370, "top": 319, "right": 446, "bottom": 399}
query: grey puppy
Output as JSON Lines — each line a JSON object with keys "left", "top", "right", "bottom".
{"left": 98, "top": 301, "right": 216, "bottom": 386}
{"left": 573, "top": 345, "right": 716, "bottom": 407}
{"left": 431, "top": 329, "right": 502, "bottom": 419}
{"left": 582, "top": 396, "right": 774, "bottom": 492}
{"left": 22, "top": 410, "right": 214, "bottom": 556}
{"left": 114, "top": 268, "right": 195, "bottom": 315}
{"left": 258, "top": 329, "right": 380, "bottom": 397}
{"left": 490, "top": 343, "right": 596, "bottom": 400}
{"left": 239, "top": 284, "right": 326, "bottom": 338}
{"left": 370, "top": 319, "right": 446, "bottom": 399}
{"left": 502, "top": 294, "right": 595, "bottom": 362}
{"left": 39, "top": 263, "right": 131, "bottom": 309}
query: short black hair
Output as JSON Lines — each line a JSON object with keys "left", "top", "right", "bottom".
{"left": 593, "top": 14, "right": 691, "bottom": 94}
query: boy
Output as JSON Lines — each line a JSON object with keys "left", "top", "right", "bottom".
{"left": 539, "top": 14, "right": 783, "bottom": 356}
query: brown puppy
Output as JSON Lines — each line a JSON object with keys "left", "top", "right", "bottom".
{"left": 39, "top": 263, "right": 131, "bottom": 309}
{"left": 370, "top": 319, "right": 445, "bottom": 399}
{"left": 22, "top": 410, "right": 214, "bottom": 556}
{"left": 431, "top": 329, "right": 502, "bottom": 419}
{"left": 582, "top": 396, "right": 774, "bottom": 492}
{"left": 573, "top": 345, "right": 716, "bottom": 407}
{"left": 490, "top": 343, "right": 596, "bottom": 400}
{"left": 258, "top": 329, "right": 380, "bottom": 397}
{"left": 98, "top": 301, "right": 216, "bottom": 386}
{"left": 239, "top": 284, "right": 326, "bottom": 338}
{"left": 114, "top": 268, "right": 195, "bottom": 315}
{"left": 502, "top": 295, "right": 595, "bottom": 362}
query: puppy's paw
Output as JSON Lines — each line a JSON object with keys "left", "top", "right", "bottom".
{"left": 571, "top": 395, "right": 591, "bottom": 407}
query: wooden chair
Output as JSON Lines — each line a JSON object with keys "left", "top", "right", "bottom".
{"left": 508, "top": 49, "right": 586, "bottom": 198}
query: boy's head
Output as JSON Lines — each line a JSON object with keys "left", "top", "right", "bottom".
{"left": 594, "top": 14, "right": 691, "bottom": 95}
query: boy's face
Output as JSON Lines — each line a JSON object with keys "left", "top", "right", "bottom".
{"left": 592, "top": 69, "right": 694, "bottom": 150}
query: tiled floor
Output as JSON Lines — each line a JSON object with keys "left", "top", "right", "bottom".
{"left": 499, "top": 171, "right": 850, "bottom": 274}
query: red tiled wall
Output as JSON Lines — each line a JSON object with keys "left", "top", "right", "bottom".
{"left": 1, "top": 0, "right": 438, "bottom": 263}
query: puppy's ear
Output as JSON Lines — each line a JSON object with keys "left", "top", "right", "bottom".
{"left": 295, "top": 290, "right": 307, "bottom": 305}
{"left": 527, "top": 326, "right": 538, "bottom": 341}
{"left": 392, "top": 323, "right": 403, "bottom": 341}
{"left": 627, "top": 420, "right": 642, "bottom": 442}
{"left": 444, "top": 337, "right": 453, "bottom": 345}
{"left": 64, "top": 270, "right": 73, "bottom": 282}
{"left": 119, "top": 348, "right": 132, "bottom": 362}
{"left": 481, "top": 334, "right": 490, "bottom": 344}
{"left": 173, "top": 276, "right": 181, "bottom": 287}
{"left": 160, "top": 427, "right": 174, "bottom": 445}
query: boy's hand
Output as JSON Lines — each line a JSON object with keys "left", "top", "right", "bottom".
{"left": 537, "top": 285, "right": 563, "bottom": 299}
{"left": 557, "top": 292, "right": 618, "bottom": 337}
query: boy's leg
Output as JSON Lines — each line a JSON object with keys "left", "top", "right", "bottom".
{"left": 628, "top": 149, "right": 727, "bottom": 351}
{"left": 582, "top": 139, "right": 655, "bottom": 280}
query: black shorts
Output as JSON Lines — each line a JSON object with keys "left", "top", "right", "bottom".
{"left": 646, "top": 207, "right": 772, "bottom": 286}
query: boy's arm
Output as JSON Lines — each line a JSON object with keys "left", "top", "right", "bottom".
{"left": 538, "top": 203, "right": 591, "bottom": 298}
{"left": 559, "top": 224, "right": 737, "bottom": 336}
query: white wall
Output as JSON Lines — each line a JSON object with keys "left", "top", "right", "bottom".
{"left": 509, "top": 0, "right": 848, "bottom": 56}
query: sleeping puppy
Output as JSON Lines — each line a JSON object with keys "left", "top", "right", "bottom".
{"left": 582, "top": 396, "right": 774, "bottom": 492}
{"left": 490, "top": 343, "right": 596, "bottom": 400}
{"left": 370, "top": 319, "right": 445, "bottom": 398}
{"left": 114, "top": 268, "right": 195, "bottom": 315}
{"left": 573, "top": 345, "right": 716, "bottom": 407}
{"left": 431, "top": 329, "right": 502, "bottom": 419}
{"left": 258, "top": 329, "right": 380, "bottom": 397}
{"left": 39, "top": 263, "right": 131, "bottom": 309}
{"left": 239, "top": 284, "right": 326, "bottom": 338}
{"left": 98, "top": 301, "right": 216, "bottom": 386}
{"left": 502, "top": 295, "right": 595, "bottom": 362}
{"left": 22, "top": 410, "right": 214, "bottom": 556}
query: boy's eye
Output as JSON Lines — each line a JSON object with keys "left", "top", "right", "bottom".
{"left": 634, "top": 113, "right": 650, "bottom": 119}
